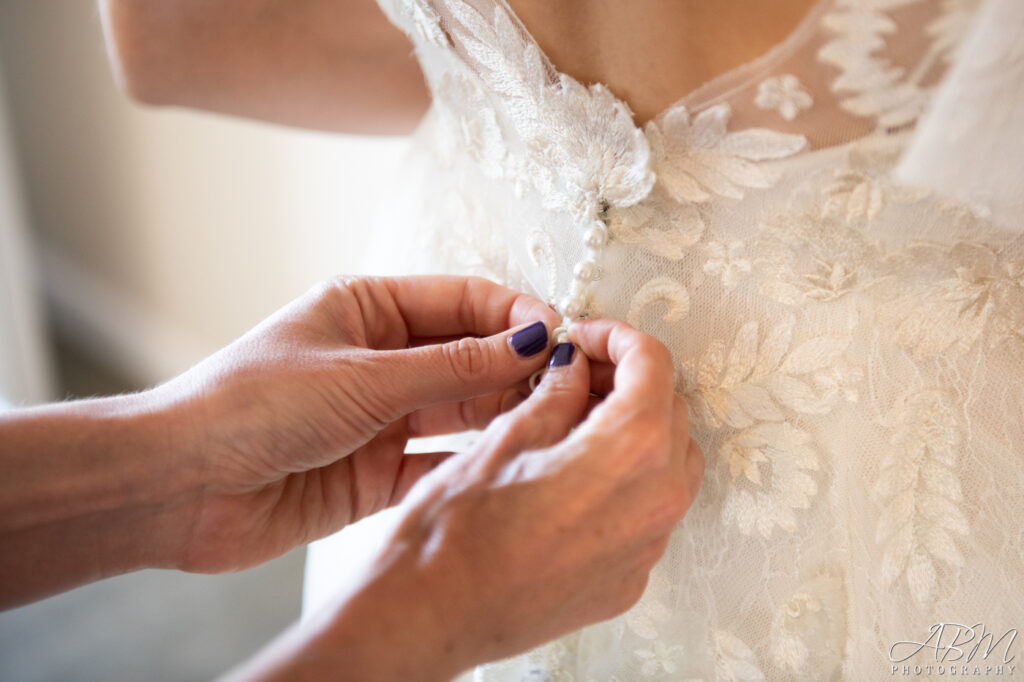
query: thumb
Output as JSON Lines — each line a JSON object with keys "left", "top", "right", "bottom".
{"left": 367, "top": 320, "right": 552, "bottom": 416}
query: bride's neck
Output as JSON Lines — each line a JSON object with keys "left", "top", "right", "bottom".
{"left": 506, "top": 0, "right": 822, "bottom": 123}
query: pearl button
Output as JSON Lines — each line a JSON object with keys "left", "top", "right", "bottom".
{"left": 573, "top": 259, "right": 599, "bottom": 282}
{"left": 559, "top": 295, "right": 585, "bottom": 319}
{"left": 583, "top": 224, "right": 608, "bottom": 250}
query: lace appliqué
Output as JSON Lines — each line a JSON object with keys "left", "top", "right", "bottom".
{"left": 874, "top": 388, "right": 968, "bottom": 605}
{"left": 645, "top": 104, "right": 806, "bottom": 204}
{"left": 754, "top": 75, "right": 814, "bottom": 121}
{"left": 682, "top": 317, "right": 861, "bottom": 537}
{"left": 608, "top": 195, "right": 706, "bottom": 260}
{"left": 713, "top": 630, "right": 766, "bottom": 682}
{"left": 869, "top": 241, "right": 1024, "bottom": 358}
{"left": 627, "top": 277, "right": 691, "bottom": 328}
{"left": 704, "top": 241, "right": 752, "bottom": 289}
{"left": 819, "top": 0, "right": 981, "bottom": 129}
{"left": 770, "top": 574, "right": 847, "bottom": 676}
{"left": 440, "top": 0, "right": 654, "bottom": 222}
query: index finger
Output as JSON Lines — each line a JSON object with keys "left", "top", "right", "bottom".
{"left": 567, "top": 319, "right": 675, "bottom": 413}
{"left": 383, "top": 275, "right": 560, "bottom": 338}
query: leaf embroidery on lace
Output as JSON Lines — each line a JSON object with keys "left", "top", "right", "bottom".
{"left": 754, "top": 74, "right": 814, "bottom": 121}
{"left": 770, "top": 574, "right": 847, "bottom": 676}
{"left": 874, "top": 388, "right": 968, "bottom": 605}
{"left": 441, "top": 0, "right": 653, "bottom": 221}
{"left": 822, "top": 144, "right": 929, "bottom": 224}
{"left": 818, "top": 0, "right": 979, "bottom": 128}
{"left": 681, "top": 318, "right": 861, "bottom": 537}
{"left": 868, "top": 241, "right": 1024, "bottom": 358}
{"left": 645, "top": 104, "right": 806, "bottom": 203}
{"left": 712, "top": 630, "right": 766, "bottom": 682}
{"left": 608, "top": 197, "right": 705, "bottom": 260}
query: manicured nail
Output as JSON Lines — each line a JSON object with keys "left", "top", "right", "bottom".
{"left": 548, "top": 342, "right": 575, "bottom": 368}
{"left": 508, "top": 321, "right": 548, "bottom": 357}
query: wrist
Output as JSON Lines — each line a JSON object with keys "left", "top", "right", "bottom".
{"left": 277, "top": 534, "right": 475, "bottom": 682}
{"left": 0, "top": 388, "right": 203, "bottom": 605}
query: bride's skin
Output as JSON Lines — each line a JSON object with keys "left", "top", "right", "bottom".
{"left": 101, "top": 0, "right": 820, "bottom": 133}
{"left": 510, "top": 0, "right": 821, "bottom": 124}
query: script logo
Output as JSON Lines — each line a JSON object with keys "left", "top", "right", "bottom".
{"left": 890, "top": 623, "right": 1018, "bottom": 677}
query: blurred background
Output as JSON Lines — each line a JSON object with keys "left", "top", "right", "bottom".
{"left": 0, "top": 2, "right": 408, "bottom": 679}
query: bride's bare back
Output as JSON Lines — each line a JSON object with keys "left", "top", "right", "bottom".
{"left": 507, "top": 0, "right": 820, "bottom": 124}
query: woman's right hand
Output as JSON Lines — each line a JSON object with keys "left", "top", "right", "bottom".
{"left": 230, "top": 319, "right": 704, "bottom": 682}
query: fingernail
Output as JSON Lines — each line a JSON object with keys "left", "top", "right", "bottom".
{"left": 548, "top": 342, "right": 575, "bottom": 368}
{"left": 508, "top": 321, "right": 548, "bottom": 357}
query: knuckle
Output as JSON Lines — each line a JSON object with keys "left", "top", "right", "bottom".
{"left": 442, "top": 337, "right": 490, "bottom": 382}
{"left": 657, "top": 481, "right": 693, "bottom": 526}
{"left": 635, "top": 333, "right": 673, "bottom": 366}
{"left": 621, "top": 416, "right": 672, "bottom": 467}
{"left": 488, "top": 411, "right": 531, "bottom": 447}
{"left": 609, "top": 573, "right": 650, "bottom": 617}
{"left": 637, "top": 536, "right": 671, "bottom": 570}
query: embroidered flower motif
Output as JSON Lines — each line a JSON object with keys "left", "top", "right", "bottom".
{"left": 644, "top": 104, "right": 806, "bottom": 204}
{"left": 712, "top": 630, "right": 766, "bottom": 682}
{"left": 720, "top": 423, "right": 820, "bottom": 537}
{"left": 681, "top": 318, "right": 860, "bottom": 537}
{"left": 822, "top": 144, "right": 929, "bottom": 224}
{"left": 704, "top": 241, "right": 752, "bottom": 289}
{"left": 441, "top": 0, "right": 653, "bottom": 221}
{"left": 869, "top": 241, "right": 1024, "bottom": 357}
{"left": 608, "top": 194, "right": 705, "bottom": 260}
{"left": 634, "top": 641, "right": 687, "bottom": 677}
{"left": 875, "top": 388, "right": 968, "bottom": 605}
{"left": 756, "top": 211, "right": 879, "bottom": 304}
{"left": 771, "top": 574, "right": 847, "bottom": 676}
{"left": 754, "top": 74, "right": 814, "bottom": 120}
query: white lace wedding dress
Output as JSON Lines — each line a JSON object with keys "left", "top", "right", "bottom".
{"left": 304, "top": 0, "right": 1024, "bottom": 678}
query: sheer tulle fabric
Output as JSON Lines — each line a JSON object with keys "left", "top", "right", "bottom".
{"left": 305, "top": 0, "right": 1024, "bottom": 678}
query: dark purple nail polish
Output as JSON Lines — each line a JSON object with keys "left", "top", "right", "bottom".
{"left": 549, "top": 342, "right": 575, "bottom": 368}
{"left": 509, "top": 321, "right": 548, "bottom": 357}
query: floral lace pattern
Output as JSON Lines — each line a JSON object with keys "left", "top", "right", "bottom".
{"left": 681, "top": 316, "right": 860, "bottom": 537}
{"left": 754, "top": 74, "right": 814, "bottom": 120}
{"left": 302, "top": 1, "right": 1024, "bottom": 679}
{"left": 875, "top": 388, "right": 968, "bottom": 605}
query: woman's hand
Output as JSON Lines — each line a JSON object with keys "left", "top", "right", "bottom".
{"left": 239, "top": 317, "right": 704, "bottom": 681}
{"left": 0, "top": 275, "right": 559, "bottom": 606}
{"left": 163, "top": 275, "right": 562, "bottom": 572}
